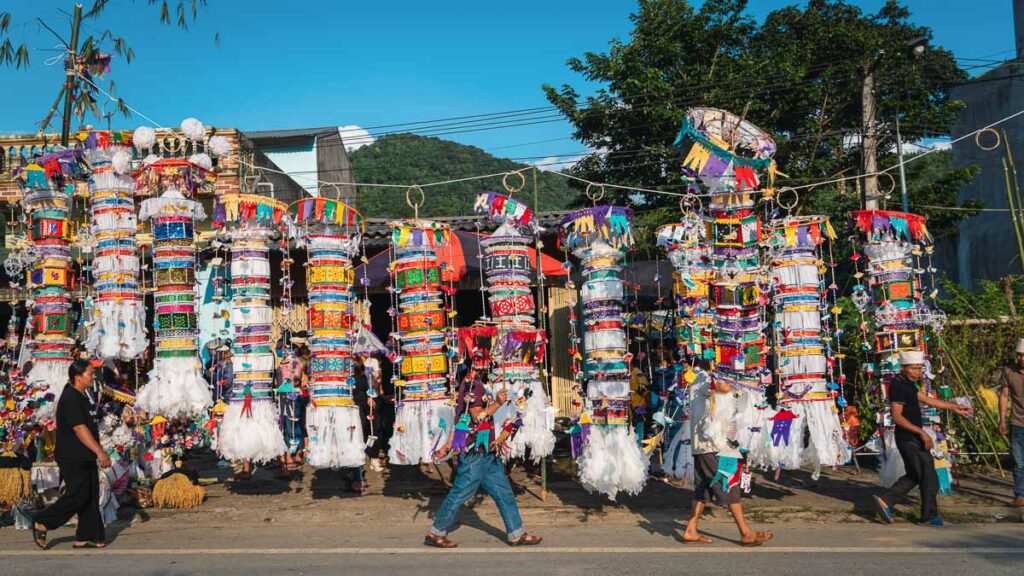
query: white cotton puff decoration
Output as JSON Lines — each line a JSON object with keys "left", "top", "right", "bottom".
{"left": 180, "top": 118, "right": 205, "bottom": 141}
{"left": 144, "top": 154, "right": 160, "bottom": 166}
{"left": 207, "top": 135, "right": 230, "bottom": 157}
{"left": 111, "top": 149, "right": 132, "bottom": 175}
{"left": 133, "top": 126, "right": 156, "bottom": 150}
{"left": 189, "top": 153, "right": 213, "bottom": 170}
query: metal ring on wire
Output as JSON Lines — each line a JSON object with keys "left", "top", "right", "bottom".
{"left": 317, "top": 183, "right": 342, "bottom": 199}
{"left": 585, "top": 183, "right": 605, "bottom": 204}
{"left": 406, "top": 185, "right": 425, "bottom": 210}
{"left": 502, "top": 170, "right": 526, "bottom": 195}
{"left": 975, "top": 128, "right": 1001, "bottom": 151}
{"left": 679, "top": 193, "right": 703, "bottom": 215}
{"left": 777, "top": 187, "right": 799, "bottom": 212}
{"left": 878, "top": 172, "right": 896, "bottom": 199}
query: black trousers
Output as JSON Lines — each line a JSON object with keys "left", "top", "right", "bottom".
{"left": 361, "top": 401, "right": 394, "bottom": 459}
{"left": 34, "top": 460, "right": 105, "bottom": 542}
{"left": 884, "top": 439, "right": 939, "bottom": 522}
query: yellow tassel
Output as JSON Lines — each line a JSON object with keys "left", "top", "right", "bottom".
{"left": 0, "top": 467, "right": 30, "bottom": 504}
{"left": 152, "top": 473, "right": 206, "bottom": 509}
{"left": 683, "top": 143, "right": 711, "bottom": 174}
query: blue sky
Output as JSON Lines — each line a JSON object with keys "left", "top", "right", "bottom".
{"left": 0, "top": 1, "right": 1016, "bottom": 169}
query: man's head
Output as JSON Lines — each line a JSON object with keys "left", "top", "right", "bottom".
{"left": 1015, "top": 337, "right": 1024, "bottom": 367}
{"left": 899, "top": 350, "right": 925, "bottom": 381}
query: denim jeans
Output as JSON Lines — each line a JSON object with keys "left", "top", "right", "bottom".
{"left": 429, "top": 452, "right": 524, "bottom": 541}
{"left": 1012, "top": 425, "right": 1024, "bottom": 498}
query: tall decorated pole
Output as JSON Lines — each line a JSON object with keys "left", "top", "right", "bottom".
{"left": 213, "top": 193, "right": 288, "bottom": 463}
{"left": 386, "top": 209, "right": 456, "bottom": 466}
{"left": 14, "top": 150, "right": 83, "bottom": 418}
{"left": 673, "top": 107, "right": 776, "bottom": 472}
{"left": 560, "top": 196, "right": 646, "bottom": 500}
{"left": 134, "top": 154, "right": 217, "bottom": 418}
{"left": 289, "top": 197, "right": 367, "bottom": 468}
{"left": 655, "top": 195, "right": 714, "bottom": 484}
{"left": 761, "top": 213, "right": 850, "bottom": 470}
{"left": 850, "top": 210, "right": 954, "bottom": 492}
{"left": 81, "top": 131, "right": 147, "bottom": 361}
{"left": 474, "top": 188, "right": 555, "bottom": 460}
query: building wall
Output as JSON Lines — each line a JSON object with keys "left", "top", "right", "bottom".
{"left": 1, "top": 128, "right": 242, "bottom": 204}
{"left": 950, "top": 64, "right": 1024, "bottom": 289}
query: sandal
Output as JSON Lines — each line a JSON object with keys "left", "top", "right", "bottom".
{"left": 741, "top": 531, "right": 773, "bottom": 547}
{"left": 424, "top": 534, "right": 458, "bottom": 548}
{"left": 32, "top": 524, "right": 47, "bottom": 550}
{"left": 509, "top": 533, "right": 542, "bottom": 546}
{"left": 682, "top": 534, "right": 714, "bottom": 544}
{"left": 73, "top": 541, "right": 107, "bottom": 549}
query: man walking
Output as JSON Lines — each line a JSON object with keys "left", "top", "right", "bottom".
{"left": 32, "top": 359, "right": 112, "bottom": 549}
{"left": 873, "top": 351, "right": 972, "bottom": 526}
{"left": 998, "top": 338, "right": 1024, "bottom": 507}
{"left": 681, "top": 369, "right": 773, "bottom": 547}
{"left": 424, "top": 372, "right": 541, "bottom": 548}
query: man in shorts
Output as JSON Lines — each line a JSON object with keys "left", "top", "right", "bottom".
{"left": 681, "top": 372, "right": 773, "bottom": 547}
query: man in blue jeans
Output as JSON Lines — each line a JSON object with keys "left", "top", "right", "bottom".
{"left": 999, "top": 338, "right": 1024, "bottom": 507}
{"left": 424, "top": 373, "right": 542, "bottom": 548}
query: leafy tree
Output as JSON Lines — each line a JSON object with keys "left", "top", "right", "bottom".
{"left": 349, "top": 134, "right": 581, "bottom": 219}
{"left": 1, "top": 1, "right": 211, "bottom": 130}
{"left": 543, "top": 0, "right": 972, "bottom": 219}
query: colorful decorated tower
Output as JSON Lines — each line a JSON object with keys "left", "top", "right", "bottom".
{"left": 387, "top": 219, "right": 455, "bottom": 465}
{"left": 762, "top": 215, "right": 849, "bottom": 470}
{"left": 81, "top": 132, "right": 147, "bottom": 361}
{"left": 289, "top": 197, "right": 367, "bottom": 468}
{"left": 474, "top": 191, "right": 555, "bottom": 460}
{"left": 213, "top": 193, "right": 288, "bottom": 463}
{"left": 560, "top": 203, "right": 646, "bottom": 500}
{"left": 674, "top": 107, "right": 776, "bottom": 462}
{"left": 135, "top": 158, "right": 216, "bottom": 418}
{"left": 15, "top": 150, "right": 83, "bottom": 418}
{"left": 850, "top": 210, "right": 952, "bottom": 492}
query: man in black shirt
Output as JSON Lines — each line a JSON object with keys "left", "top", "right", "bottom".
{"left": 873, "top": 351, "right": 971, "bottom": 526}
{"left": 32, "top": 359, "right": 112, "bottom": 549}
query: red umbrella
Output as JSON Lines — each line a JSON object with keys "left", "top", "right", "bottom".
{"left": 354, "top": 230, "right": 566, "bottom": 287}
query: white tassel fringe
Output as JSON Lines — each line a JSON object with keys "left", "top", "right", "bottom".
{"left": 388, "top": 400, "right": 453, "bottom": 466}
{"left": 578, "top": 426, "right": 648, "bottom": 500}
{"left": 136, "top": 357, "right": 212, "bottom": 419}
{"left": 85, "top": 300, "right": 147, "bottom": 361}
{"left": 305, "top": 405, "right": 366, "bottom": 469}
{"left": 217, "top": 402, "right": 286, "bottom": 463}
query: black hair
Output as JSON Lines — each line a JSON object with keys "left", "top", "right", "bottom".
{"left": 67, "top": 358, "right": 93, "bottom": 384}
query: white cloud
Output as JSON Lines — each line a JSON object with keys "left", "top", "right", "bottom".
{"left": 532, "top": 155, "right": 582, "bottom": 172}
{"left": 337, "top": 125, "right": 374, "bottom": 152}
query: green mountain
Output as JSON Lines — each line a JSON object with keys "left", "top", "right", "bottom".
{"left": 348, "top": 133, "right": 580, "bottom": 219}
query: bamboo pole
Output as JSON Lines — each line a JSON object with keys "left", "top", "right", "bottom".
{"left": 939, "top": 333, "right": 1006, "bottom": 476}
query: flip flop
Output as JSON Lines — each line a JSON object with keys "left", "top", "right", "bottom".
{"left": 741, "top": 531, "right": 773, "bottom": 547}
{"left": 509, "top": 533, "right": 542, "bottom": 546}
{"left": 424, "top": 534, "right": 458, "bottom": 548}
{"left": 873, "top": 495, "right": 895, "bottom": 524}
{"left": 32, "top": 525, "right": 47, "bottom": 550}
{"left": 73, "top": 541, "right": 107, "bottom": 549}
{"left": 683, "top": 535, "right": 714, "bottom": 544}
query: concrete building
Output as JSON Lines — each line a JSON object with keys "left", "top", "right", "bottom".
{"left": 949, "top": 1, "right": 1024, "bottom": 289}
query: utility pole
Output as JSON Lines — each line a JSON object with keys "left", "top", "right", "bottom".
{"left": 60, "top": 4, "right": 83, "bottom": 146}
{"left": 861, "top": 60, "right": 879, "bottom": 210}
{"left": 895, "top": 114, "right": 909, "bottom": 212}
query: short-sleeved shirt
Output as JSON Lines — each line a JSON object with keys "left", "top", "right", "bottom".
{"left": 888, "top": 374, "right": 923, "bottom": 446}
{"left": 1000, "top": 366, "right": 1024, "bottom": 427}
{"left": 55, "top": 386, "right": 99, "bottom": 463}
{"left": 457, "top": 378, "right": 495, "bottom": 453}
{"left": 689, "top": 375, "right": 732, "bottom": 456}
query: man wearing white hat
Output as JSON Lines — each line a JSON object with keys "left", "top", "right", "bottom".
{"left": 998, "top": 338, "right": 1024, "bottom": 507}
{"left": 873, "top": 350, "right": 971, "bottom": 526}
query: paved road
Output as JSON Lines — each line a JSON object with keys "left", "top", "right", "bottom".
{"left": 3, "top": 520, "right": 1022, "bottom": 575}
